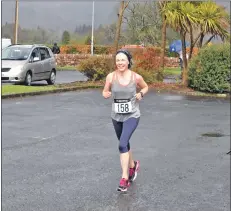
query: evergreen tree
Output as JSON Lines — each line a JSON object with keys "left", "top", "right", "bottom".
{"left": 62, "top": 30, "right": 70, "bottom": 44}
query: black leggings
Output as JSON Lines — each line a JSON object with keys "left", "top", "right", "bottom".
{"left": 112, "top": 117, "right": 140, "bottom": 153}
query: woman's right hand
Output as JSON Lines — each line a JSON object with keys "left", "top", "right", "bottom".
{"left": 102, "top": 73, "right": 113, "bottom": 99}
{"left": 103, "top": 91, "right": 111, "bottom": 99}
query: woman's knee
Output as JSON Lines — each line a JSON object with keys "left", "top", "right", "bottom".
{"left": 119, "top": 142, "right": 130, "bottom": 153}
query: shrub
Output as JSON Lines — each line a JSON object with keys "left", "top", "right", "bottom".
{"left": 188, "top": 43, "right": 230, "bottom": 93}
{"left": 60, "top": 45, "right": 68, "bottom": 54}
{"left": 77, "top": 45, "right": 91, "bottom": 54}
{"left": 133, "top": 47, "right": 160, "bottom": 70}
{"left": 124, "top": 47, "right": 144, "bottom": 56}
{"left": 60, "top": 44, "right": 90, "bottom": 54}
{"left": 124, "top": 46, "right": 179, "bottom": 58}
{"left": 59, "top": 44, "right": 180, "bottom": 59}
{"left": 186, "top": 47, "right": 199, "bottom": 56}
{"left": 66, "top": 46, "right": 80, "bottom": 54}
{"left": 94, "top": 45, "right": 110, "bottom": 54}
{"left": 76, "top": 46, "right": 166, "bottom": 83}
{"left": 166, "top": 50, "right": 178, "bottom": 57}
{"left": 77, "top": 56, "right": 114, "bottom": 81}
{"left": 84, "top": 35, "right": 91, "bottom": 45}
{"left": 132, "top": 47, "right": 163, "bottom": 82}
{"left": 133, "top": 68, "right": 159, "bottom": 83}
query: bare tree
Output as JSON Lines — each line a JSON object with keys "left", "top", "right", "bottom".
{"left": 122, "top": 2, "right": 162, "bottom": 46}
{"left": 114, "top": 1, "right": 130, "bottom": 54}
{"left": 159, "top": 1, "right": 167, "bottom": 71}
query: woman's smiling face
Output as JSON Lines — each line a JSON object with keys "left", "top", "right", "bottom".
{"left": 115, "top": 53, "right": 129, "bottom": 72}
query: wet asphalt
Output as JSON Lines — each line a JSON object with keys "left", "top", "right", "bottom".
{"left": 54, "top": 70, "right": 88, "bottom": 84}
{"left": 2, "top": 90, "right": 230, "bottom": 211}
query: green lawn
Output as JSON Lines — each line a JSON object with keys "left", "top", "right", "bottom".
{"left": 56, "top": 65, "right": 77, "bottom": 70}
{"left": 2, "top": 85, "right": 57, "bottom": 95}
{"left": 1, "top": 81, "right": 103, "bottom": 96}
{"left": 163, "top": 67, "right": 181, "bottom": 76}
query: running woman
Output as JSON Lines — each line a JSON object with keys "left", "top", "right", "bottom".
{"left": 102, "top": 49, "right": 148, "bottom": 192}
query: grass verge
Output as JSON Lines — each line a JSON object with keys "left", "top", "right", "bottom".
{"left": 2, "top": 85, "right": 57, "bottom": 95}
{"left": 149, "top": 82, "right": 229, "bottom": 98}
{"left": 1, "top": 81, "right": 104, "bottom": 97}
{"left": 163, "top": 67, "right": 181, "bottom": 76}
{"left": 56, "top": 65, "right": 77, "bottom": 71}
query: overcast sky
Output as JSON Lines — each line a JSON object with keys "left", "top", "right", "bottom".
{"left": 2, "top": 1, "right": 119, "bottom": 31}
{"left": 2, "top": 1, "right": 230, "bottom": 32}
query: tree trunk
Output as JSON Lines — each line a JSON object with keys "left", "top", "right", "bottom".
{"left": 203, "top": 35, "right": 215, "bottom": 47}
{"left": 192, "top": 32, "right": 202, "bottom": 49}
{"left": 114, "top": 1, "right": 129, "bottom": 55}
{"left": 198, "top": 33, "right": 204, "bottom": 48}
{"left": 180, "top": 30, "right": 188, "bottom": 86}
{"left": 160, "top": 15, "right": 167, "bottom": 71}
{"left": 188, "top": 22, "right": 193, "bottom": 60}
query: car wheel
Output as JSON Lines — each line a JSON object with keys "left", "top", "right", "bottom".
{"left": 24, "top": 71, "right": 32, "bottom": 86}
{"left": 46, "top": 70, "right": 56, "bottom": 85}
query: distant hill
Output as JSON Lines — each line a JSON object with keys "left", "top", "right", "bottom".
{"left": 2, "top": 1, "right": 119, "bottom": 32}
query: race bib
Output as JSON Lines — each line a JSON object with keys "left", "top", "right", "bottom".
{"left": 114, "top": 99, "right": 132, "bottom": 114}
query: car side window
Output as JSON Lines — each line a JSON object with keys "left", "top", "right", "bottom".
{"left": 40, "top": 48, "right": 51, "bottom": 60}
{"left": 30, "top": 48, "right": 41, "bottom": 62}
{"left": 45, "top": 48, "right": 51, "bottom": 58}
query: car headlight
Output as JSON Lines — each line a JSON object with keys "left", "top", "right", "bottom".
{"left": 10, "top": 65, "right": 24, "bottom": 74}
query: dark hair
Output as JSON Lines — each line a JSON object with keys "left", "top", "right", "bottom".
{"left": 116, "top": 49, "right": 133, "bottom": 68}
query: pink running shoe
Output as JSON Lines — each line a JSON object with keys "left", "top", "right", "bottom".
{"left": 129, "top": 160, "right": 140, "bottom": 182}
{"left": 117, "top": 178, "right": 130, "bottom": 192}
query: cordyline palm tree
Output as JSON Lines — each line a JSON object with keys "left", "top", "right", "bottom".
{"left": 159, "top": 1, "right": 198, "bottom": 85}
{"left": 196, "top": 1, "right": 230, "bottom": 48}
{"left": 163, "top": 1, "right": 198, "bottom": 85}
{"left": 158, "top": 1, "right": 230, "bottom": 85}
{"left": 187, "top": 1, "right": 230, "bottom": 59}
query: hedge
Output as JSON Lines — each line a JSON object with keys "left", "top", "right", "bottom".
{"left": 77, "top": 47, "right": 164, "bottom": 83}
{"left": 188, "top": 43, "right": 230, "bottom": 93}
{"left": 58, "top": 44, "right": 179, "bottom": 57}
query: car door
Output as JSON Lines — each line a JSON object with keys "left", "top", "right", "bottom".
{"left": 28, "top": 48, "right": 43, "bottom": 81}
{"left": 39, "top": 47, "right": 52, "bottom": 79}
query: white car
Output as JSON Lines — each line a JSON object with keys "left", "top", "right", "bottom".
{"left": 2, "top": 38, "right": 12, "bottom": 49}
{"left": 1, "top": 44, "right": 57, "bottom": 85}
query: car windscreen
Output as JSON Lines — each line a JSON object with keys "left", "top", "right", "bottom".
{"left": 2, "top": 46, "right": 32, "bottom": 60}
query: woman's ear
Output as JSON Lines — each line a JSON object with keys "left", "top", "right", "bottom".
{"left": 129, "top": 59, "right": 133, "bottom": 68}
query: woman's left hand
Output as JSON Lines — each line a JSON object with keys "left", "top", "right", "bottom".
{"left": 135, "top": 92, "right": 143, "bottom": 101}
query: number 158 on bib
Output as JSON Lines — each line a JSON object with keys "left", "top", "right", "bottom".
{"left": 114, "top": 102, "right": 132, "bottom": 114}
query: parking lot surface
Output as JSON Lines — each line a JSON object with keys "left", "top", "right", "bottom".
{"left": 2, "top": 70, "right": 87, "bottom": 85}
{"left": 2, "top": 90, "right": 230, "bottom": 211}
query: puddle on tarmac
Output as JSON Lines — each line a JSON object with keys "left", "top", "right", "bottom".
{"left": 163, "top": 95, "right": 184, "bottom": 101}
